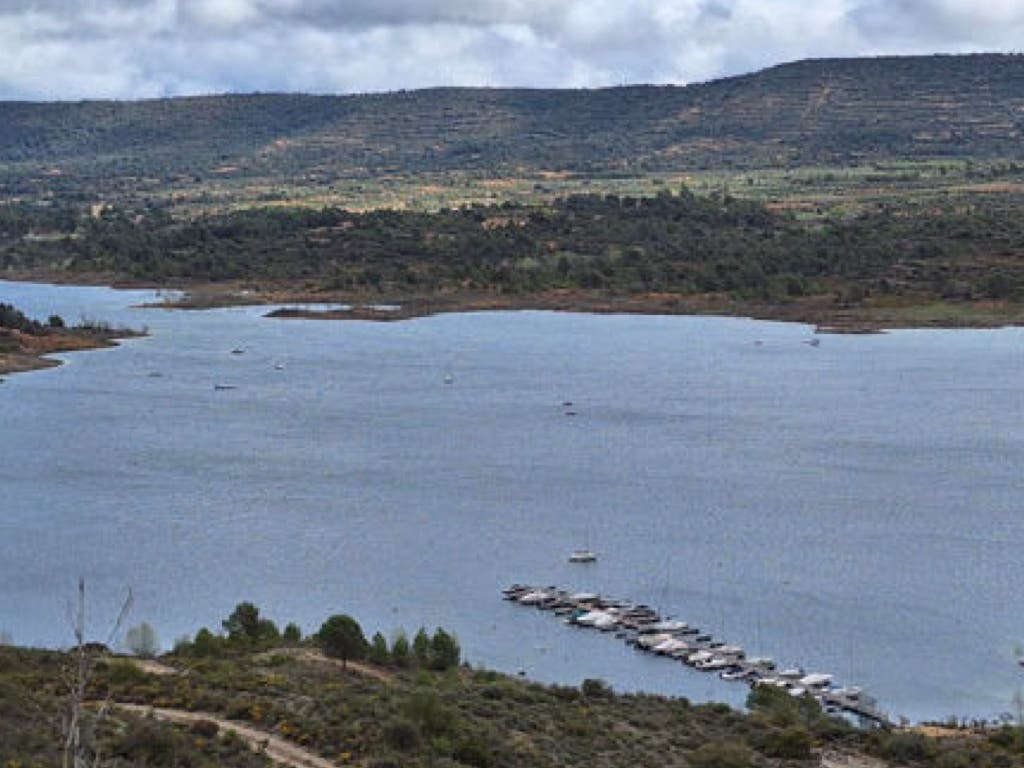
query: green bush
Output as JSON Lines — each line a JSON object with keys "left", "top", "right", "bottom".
{"left": 452, "top": 735, "right": 494, "bottom": 768}
{"left": 877, "top": 732, "right": 937, "bottom": 763}
{"left": 189, "top": 719, "right": 220, "bottom": 739}
{"left": 581, "top": 678, "right": 613, "bottom": 699}
{"left": 383, "top": 717, "right": 421, "bottom": 752}
{"left": 688, "top": 741, "right": 754, "bottom": 768}
{"left": 762, "top": 726, "right": 813, "bottom": 760}
{"left": 404, "top": 690, "right": 456, "bottom": 738}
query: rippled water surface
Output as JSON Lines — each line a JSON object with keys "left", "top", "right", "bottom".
{"left": 2, "top": 280, "right": 1023, "bottom": 722}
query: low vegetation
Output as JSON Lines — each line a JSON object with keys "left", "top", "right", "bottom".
{"left": 5, "top": 184, "right": 1024, "bottom": 330}
{"left": 0, "top": 301, "right": 143, "bottom": 376}
{"left": 3, "top": 602, "right": 1024, "bottom": 767}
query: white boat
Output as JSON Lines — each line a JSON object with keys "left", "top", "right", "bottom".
{"left": 518, "top": 590, "right": 552, "bottom": 605}
{"left": 575, "top": 610, "right": 611, "bottom": 626}
{"left": 636, "top": 633, "right": 674, "bottom": 650}
{"left": 799, "top": 673, "right": 834, "bottom": 689}
{"left": 686, "top": 650, "right": 714, "bottom": 666}
{"left": 568, "top": 549, "right": 597, "bottom": 563}
{"left": 778, "top": 667, "right": 806, "bottom": 680}
{"left": 720, "top": 668, "right": 751, "bottom": 681}
{"left": 648, "top": 620, "right": 688, "bottom": 633}
{"left": 698, "top": 657, "right": 731, "bottom": 670}
{"left": 652, "top": 638, "right": 689, "bottom": 655}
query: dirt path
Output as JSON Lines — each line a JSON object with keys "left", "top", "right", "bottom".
{"left": 821, "top": 749, "right": 890, "bottom": 768}
{"left": 255, "top": 648, "right": 395, "bottom": 685}
{"left": 130, "top": 658, "right": 180, "bottom": 676}
{"left": 114, "top": 703, "right": 337, "bottom": 768}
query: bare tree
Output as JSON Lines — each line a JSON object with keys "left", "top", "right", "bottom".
{"left": 125, "top": 622, "right": 159, "bottom": 659}
{"left": 61, "top": 577, "right": 132, "bottom": 768}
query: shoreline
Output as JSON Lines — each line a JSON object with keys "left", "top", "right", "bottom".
{"left": 7, "top": 272, "right": 1024, "bottom": 333}
{"left": 0, "top": 328, "right": 142, "bottom": 378}
{"left": 162, "top": 285, "right": 1024, "bottom": 334}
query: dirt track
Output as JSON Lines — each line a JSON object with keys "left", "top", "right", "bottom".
{"left": 114, "top": 703, "right": 337, "bottom": 768}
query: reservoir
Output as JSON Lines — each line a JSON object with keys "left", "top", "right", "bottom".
{"left": 2, "top": 279, "right": 1023, "bottom": 723}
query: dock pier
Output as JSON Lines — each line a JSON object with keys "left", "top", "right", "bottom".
{"left": 502, "top": 583, "right": 894, "bottom": 728}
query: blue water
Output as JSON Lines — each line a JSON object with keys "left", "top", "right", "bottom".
{"left": 2, "top": 279, "right": 1023, "bottom": 723}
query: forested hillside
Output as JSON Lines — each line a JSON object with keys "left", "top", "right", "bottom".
{"left": 2, "top": 54, "right": 1022, "bottom": 200}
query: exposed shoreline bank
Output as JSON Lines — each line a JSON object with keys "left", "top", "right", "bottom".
{"left": 154, "top": 283, "right": 1024, "bottom": 334}
{"left": 0, "top": 328, "right": 142, "bottom": 377}
{"left": 6, "top": 272, "right": 1024, "bottom": 345}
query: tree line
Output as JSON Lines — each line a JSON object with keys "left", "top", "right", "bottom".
{"left": 4, "top": 188, "right": 1024, "bottom": 304}
{"left": 171, "top": 601, "right": 461, "bottom": 672}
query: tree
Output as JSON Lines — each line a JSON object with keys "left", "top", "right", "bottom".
{"left": 391, "top": 631, "right": 411, "bottom": 668}
{"left": 429, "top": 628, "right": 460, "bottom": 671}
{"left": 317, "top": 614, "right": 367, "bottom": 668}
{"left": 191, "top": 627, "right": 222, "bottom": 657}
{"left": 222, "top": 602, "right": 260, "bottom": 640}
{"left": 368, "top": 631, "right": 390, "bottom": 666}
{"left": 222, "top": 602, "right": 279, "bottom": 646}
{"left": 62, "top": 578, "right": 133, "bottom": 768}
{"left": 124, "top": 622, "right": 159, "bottom": 658}
{"left": 282, "top": 623, "right": 302, "bottom": 645}
{"left": 412, "top": 627, "right": 431, "bottom": 667}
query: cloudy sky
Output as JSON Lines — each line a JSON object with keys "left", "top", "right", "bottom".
{"left": 2, "top": 0, "right": 1022, "bottom": 100}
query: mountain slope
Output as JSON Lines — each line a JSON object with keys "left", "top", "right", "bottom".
{"left": 1, "top": 53, "right": 1022, "bottom": 193}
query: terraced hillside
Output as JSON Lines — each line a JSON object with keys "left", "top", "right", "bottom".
{"left": 1, "top": 54, "right": 1022, "bottom": 201}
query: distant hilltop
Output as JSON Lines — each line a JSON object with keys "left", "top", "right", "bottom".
{"left": 1, "top": 53, "right": 1022, "bottom": 190}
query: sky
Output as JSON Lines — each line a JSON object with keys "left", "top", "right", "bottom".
{"left": 1, "top": 0, "right": 1023, "bottom": 100}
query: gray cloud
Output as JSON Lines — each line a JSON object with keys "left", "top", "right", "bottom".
{"left": 0, "top": 0, "right": 1021, "bottom": 99}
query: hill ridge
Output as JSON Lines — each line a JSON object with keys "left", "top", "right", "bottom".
{"left": 1, "top": 53, "right": 1022, "bottom": 198}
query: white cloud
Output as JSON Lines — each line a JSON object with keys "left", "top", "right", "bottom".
{"left": 0, "top": 0, "right": 1021, "bottom": 99}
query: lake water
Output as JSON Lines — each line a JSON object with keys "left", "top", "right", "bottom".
{"left": 2, "top": 279, "right": 1023, "bottom": 723}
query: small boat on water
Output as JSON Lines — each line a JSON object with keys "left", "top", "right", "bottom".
{"left": 230, "top": 348, "right": 245, "bottom": 355}
{"left": 569, "top": 549, "right": 597, "bottom": 563}
{"left": 214, "top": 384, "right": 238, "bottom": 391}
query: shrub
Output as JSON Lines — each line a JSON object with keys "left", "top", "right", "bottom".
{"left": 688, "top": 741, "right": 754, "bottom": 768}
{"left": 581, "top": 678, "right": 613, "bottom": 699}
{"left": 189, "top": 719, "right": 219, "bottom": 739}
{"left": 452, "top": 735, "right": 493, "bottom": 768}
{"left": 762, "top": 726, "right": 813, "bottom": 760}
{"left": 383, "top": 717, "right": 421, "bottom": 752}
{"left": 877, "top": 732, "right": 937, "bottom": 763}
{"left": 404, "top": 690, "right": 456, "bottom": 738}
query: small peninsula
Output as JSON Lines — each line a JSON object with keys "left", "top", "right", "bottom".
{"left": 0, "top": 302, "right": 142, "bottom": 377}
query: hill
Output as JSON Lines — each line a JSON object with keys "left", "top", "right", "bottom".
{"left": 2, "top": 54, "right": 1023, "bottom": 202}
{"left": 2, "top": 597, "right": 1018, "bottom": 768}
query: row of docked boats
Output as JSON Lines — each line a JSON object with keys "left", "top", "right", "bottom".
{"left": 503, "top": 584, "right": 889, "bottom": 725}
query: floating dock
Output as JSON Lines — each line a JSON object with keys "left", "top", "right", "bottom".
{"left": 503, "top": 583, "right": 893, "bottom": 727}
